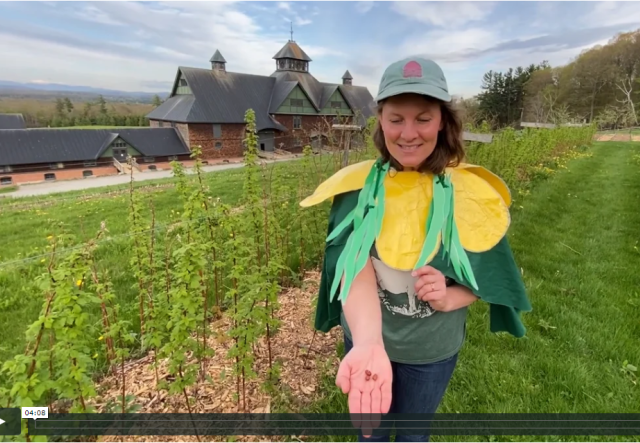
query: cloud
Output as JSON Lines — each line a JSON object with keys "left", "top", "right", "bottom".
{"left": 355, "top": 1, "right": 374, "bottom": 14}
{"left": 73, "top": 4, "right": 123, "bottom": 26}
{"left": 391, "top": 1, "right": 496, "bottom": 28}
{"left": 294, "top": 17, "right": 312, "bottom": 26}
{"left": 0, "top": 1, "right": 337, "bottom": 91}
{"left": 400, "top": 28, "right": 500, "bottom": 63}
{"left": 277, "top": 2, "right": 313, "bottom": 28}
{"left": 580, "top": 1, "right": 640, "bottom": 28}
{"left": 476, "top": 23, "right": 639, "bottom": 58}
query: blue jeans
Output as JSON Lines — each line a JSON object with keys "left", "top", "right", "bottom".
{"left": 343, "top": 334, "right": 458, "bottom": 442}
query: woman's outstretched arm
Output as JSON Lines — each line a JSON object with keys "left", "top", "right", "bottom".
{"left": 341, "top": 258, "right": 383, "bottom": 346}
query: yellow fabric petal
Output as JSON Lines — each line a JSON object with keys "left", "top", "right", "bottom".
{"left": 299, "top": 160, "right": 375, "bottom": 207}
{"left": 457, "top": 163, "right": 512, "bottom": 206}
{"left": 450, "top": 168, "right": 510, "bottom": 253}
{"left": 299, "top": 160, "right": 510, "bottom": 268}
{"left": 376, "top": 171, "right": 434, "bottom": 271}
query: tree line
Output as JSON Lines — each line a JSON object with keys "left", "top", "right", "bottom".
{"left": 2, "top": 95, "right": 157, "bottom": 128}
{"left": 46, "top": 95, "right": 151, "bottom": 127}
{"left": 456, "top": 28, "right": 640, "bottom": 130}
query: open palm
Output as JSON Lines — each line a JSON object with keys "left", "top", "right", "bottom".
{"left": 336, "top": 343, "right": 393, "bottom": 437}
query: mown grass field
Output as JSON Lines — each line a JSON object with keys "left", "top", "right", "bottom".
{"left": 298, "top": 141, "right": 640, "bottom": 442}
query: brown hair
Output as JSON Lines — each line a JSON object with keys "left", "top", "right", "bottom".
{"left": 372, "top": 96, "right": 466, "bottom": 175}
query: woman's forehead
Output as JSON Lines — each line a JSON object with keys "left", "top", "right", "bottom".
{"left": 382, "top": 95, "right": 440, "bottom": 113}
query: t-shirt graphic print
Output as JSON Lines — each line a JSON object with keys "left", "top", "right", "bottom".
{"left": 371, "top": 253, "right": 436, "bottom": 318}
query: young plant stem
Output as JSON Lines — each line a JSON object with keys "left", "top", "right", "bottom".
{"left": 199, "top": 269, "right": 208, "bottom": 381}
{"left": 179, "top": 365, "right": 202, "bottom": 442}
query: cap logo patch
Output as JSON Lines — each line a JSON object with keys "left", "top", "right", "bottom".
{"left": 403, "top": 61, "right": 422, "bottom": 78}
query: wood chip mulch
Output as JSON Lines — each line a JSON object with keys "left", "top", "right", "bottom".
{"left": 87, "top": 271, "right": 343, "bottom": 443}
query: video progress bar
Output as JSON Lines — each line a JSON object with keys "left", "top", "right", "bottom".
{"left": 27, "top": 413, "right": 640, "bottom": 436}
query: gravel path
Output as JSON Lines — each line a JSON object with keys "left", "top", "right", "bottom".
{"left": 2, "top": 157, "right": 298, "bottom": 198}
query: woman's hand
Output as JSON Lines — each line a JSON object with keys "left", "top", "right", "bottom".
{"left": 412, "top": 265, "right": 449, "bottom": 311}
{"left": 413, "top": 265, "right": 480, "bottom": 312}
{"left": 335, "top": 342, "right": 393, "bottom": 437}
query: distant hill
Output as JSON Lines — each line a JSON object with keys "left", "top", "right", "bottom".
{"left": 0, "top": 80, "right": 169, "bottom": 104}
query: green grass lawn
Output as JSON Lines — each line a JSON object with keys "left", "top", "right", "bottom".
{"left": 0, "top": 185, "right": 17, "bottom": 194}
{"left": 292, "top": 141, "right": 640, "bottom": 442}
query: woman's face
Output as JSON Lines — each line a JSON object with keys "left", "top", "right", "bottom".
{"left": 379, "top": 94, "right": 443, "bottom": 171}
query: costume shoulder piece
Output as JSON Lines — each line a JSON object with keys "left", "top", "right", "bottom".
{"left": 301, "top": 159, "right": 512, "bottom": 295}
{"left": 300, "top": 160, "right": 378, "bottom": 207}
{"left": 301, "top": 159, "right": 531, "bottom": 338}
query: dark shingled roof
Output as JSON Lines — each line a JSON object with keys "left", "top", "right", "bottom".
{"left": 268, "top": 81, "right": 297, "bottom": 114}
{"left": 270, "top": 70, "right": 324, "bottom": 110}
{"left": 0, "top": 114, "right": 26, "bottom": 130}
{"left": 147, "top": 67, "right": 287, "bottom": 132}
{"left": 319, "top": 84, "right": 339, "bottom": 109}
{"left": 0, "top": 128, "right": 189, "bottom": 166}
{"left": 338, "top": 84, "right": 376, "bottom": 126}
{"left": 272, "top": 41, "right": 312, "bottom": 61}
{"left": 210, "top": 50, "right": 226, "bottom": 63}
{"left": 147, "top": 44, "right": 376, "bottom": 130}
{"left": 342, "top": 70, "right": 353, "bottom": 80}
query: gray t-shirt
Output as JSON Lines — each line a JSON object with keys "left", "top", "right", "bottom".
{"left": 341, "top": 244, "right": 467, "bottom": 364}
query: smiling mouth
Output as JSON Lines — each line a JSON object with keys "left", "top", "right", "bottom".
{"left": 398, "top": 144, "right": 422, "bottom": 151}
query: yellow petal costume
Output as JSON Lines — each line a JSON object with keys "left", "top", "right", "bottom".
{"left": 301, "top": 159, "right": 511, "bottom": 269}
{"left": 300, "top": 159, "right": 532, "bottom": 338}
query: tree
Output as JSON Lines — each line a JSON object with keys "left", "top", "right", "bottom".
{"left": 96, "top": 95, "right": 108, "bottom": 115}
{"left": 569, "top": 47, "right": 615, "bottom": 122}
{"left": 152, "top": 95, "right": 163, "bottom": 107}
{"left": 477, "top": 62, "right": 546, "bottom": 128}
{"left": 55, "top": 98, "right": 65, "bottom": 118}
{"left": 609, "top": 30, "right": 640, "bottom": 125}
{"left": 63, "top": 97, "right": 74, "bottom": 114}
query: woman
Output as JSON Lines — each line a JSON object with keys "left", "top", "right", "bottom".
{"left": 300, "top": 57, "right": 531, "bottom": 442}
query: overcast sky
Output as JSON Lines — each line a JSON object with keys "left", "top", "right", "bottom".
{"left": 1, "top": 1, "right": 639, "bottom": 98}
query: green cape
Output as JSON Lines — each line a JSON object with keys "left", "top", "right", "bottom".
{"left": 315, "top": 190, "right": 532, "bottom": 338}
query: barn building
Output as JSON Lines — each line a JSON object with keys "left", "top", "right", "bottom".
{"left": 0, "top": 127, "right": 190, "bottom": 186}
{"left": 146, "top": 39, "right": 375, "bottom": 159}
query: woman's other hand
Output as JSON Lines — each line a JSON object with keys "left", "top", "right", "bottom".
{"left": 413, "top": 265, "right": 480, "bottom": 312}
{"left": 412, "top": 265, "right": 449, "bottom": 310}
{"left": 335, "top": 342, "right": 393, "bottom": 437}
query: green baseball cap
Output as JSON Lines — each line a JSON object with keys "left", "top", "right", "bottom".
{"left": 375, "top": 57, "right": 451, "bottom": 103}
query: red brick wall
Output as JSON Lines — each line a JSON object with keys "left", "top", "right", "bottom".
{"left": 272, "top": 114, "right": 353, "bottom": 152}
{"left": 3, "top": 166, "right": 118, "bottom": 185}
{"left": 188, "top": 123, "right": 245, "bottom": 159}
